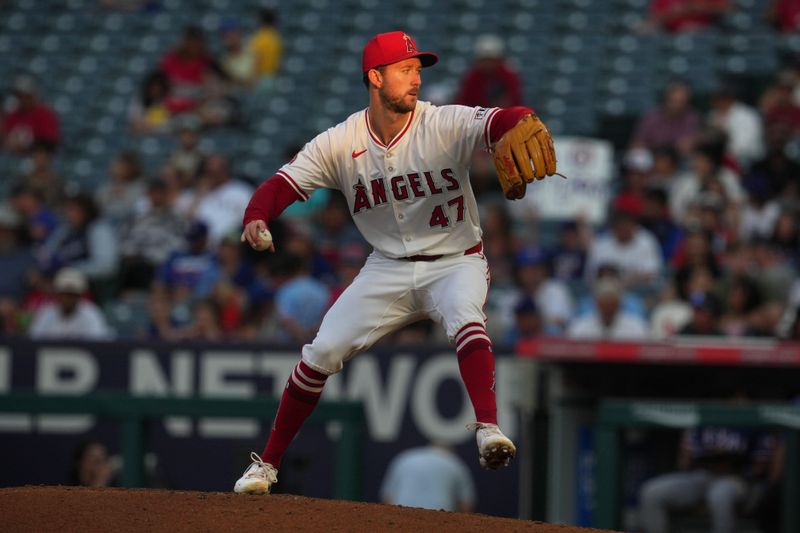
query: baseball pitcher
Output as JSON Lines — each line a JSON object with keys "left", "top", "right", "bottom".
{"left": 235, "top": 31, "right": 558, "bottom": 495}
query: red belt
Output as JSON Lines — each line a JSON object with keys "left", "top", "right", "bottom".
{"left": 403, "top": 242, "right": 483, "bottom": 262}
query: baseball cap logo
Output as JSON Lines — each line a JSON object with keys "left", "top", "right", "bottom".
{"left": 403, "top": 33, "right": 416, "bottom": 53}
{"left": 362, "top": 31, "right": 438, "bottom": 73}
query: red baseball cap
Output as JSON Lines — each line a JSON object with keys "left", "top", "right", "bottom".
{"left": 362, "top": 31, "right": 438, "bottom": 73}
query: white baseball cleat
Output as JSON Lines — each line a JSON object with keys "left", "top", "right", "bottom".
{"left": 234, "top": 452, "right": 278, "bottom": 495}
{"left": 468, "top": 423, "right": 516, "bottom": 470}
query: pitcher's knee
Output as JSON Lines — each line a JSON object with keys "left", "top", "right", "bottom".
{"left": 301, "top": 337, "right": 352, "bottom": 375}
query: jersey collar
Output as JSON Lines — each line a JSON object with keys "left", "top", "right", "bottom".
{"left": 365, "top": 108, "right": 415, "bottom": 151}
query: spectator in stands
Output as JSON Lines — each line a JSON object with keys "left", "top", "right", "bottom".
{"left": 650, "top": 281, "right": 693, "bottom": 338}
{"left": 248, "top": 7, "right": 283, "bottom": 92}
{"left": 719, "top": 275, "right": 764, "bottom": 337}
{"left": 178, "top": 299, "right": 223, "bottom": 341}
{"left": 119, "top": 176, "right": 187, "bottom": 291}
{"left": 37, "top": 193, "right": 119, "bottom": 284}
{"left": 455, "top": 34, "right": 522, "bottom": 109}
{"left": 68, "top": 440, "right": 116, "bottom": 488}
{"left": 153, "top": 220, "right": 220, "bottom": 302}
{"left": 567, "top": 276, "right": 649, "bottom": 339}
{"left": 751, "top": 238, "right": 796, "bottom": 305}
{"left": 95, "top": 150, "right": 146, "bottom": 230}
{"left": 18, "top": 143, "right": 64, "bottom": 207}
{"left": 692, "top": 192, "right": 736, "bottom": 256}
{"left": 585, "top": 203, "right": 663, "bottom": 286}
{"left": 671, "top": 228, "right": 722, "bottom": 278}
{"left": 575, "top": 263, "right": 647, "bottom": 321}
{"left": 327, "top": 243, "right": 368, "bottom": 305}
{"left": 145, "top": 291, "right": 182, "bottom": 341}
{"left": 158, "top": 26, "right": 234, "bottom": 127}
{"left": 219, "top": 18, "right": 256, "bottom": 90}
{"left": 184, "top": 153, "right": 253, "bottom": 245}
{"left": 770, "top": 209, "right": 799, "bottom": 263}
{"left": 631, "top": 80, "right": 700, "bottom": 155}
{"left": 670, "top": 135, "right": 746, "bottom": 227}
{"left": 1, "top": 75, "right": 60, "bottom": 155}
{"left": 271, "top": 252, "right": 330, "bottom": 345}
{"left": 167, "top": 114, "right": 206, "bottom": 187}
{"left": 767, "top": 0, "right": 800, "bottom": 32}
{"left": 747, "top": 123, "right": 800, "bottom": 202}
{"left": 615, "top": 148, "right": 656, "bottom": 218}
{"left": 479, "top": 203, "right": 517, "bottom": 285}
{"left": 739, "top": 174, "right": 781, "bottom": 242}
{"left": 9, "top": 183, "right": 57, "bottom": 247}
{"left": 650, "top": 146, "right": 682, "bottom": 192}
{"left": 643, "top": 0, "right": 731, "bottom": 33}
{"left": 678, "top": 291, "right": 722, "bottom": 335}
{"left": 28, "top": 268, "right": 112, "bottom": 340}
{"left": 759, "top": 74, "right": 800, "bottom": 135}
{"left": 640, "top": 187, "right": 683, "bottom": 262}
{"left": 708, "top": 84, "right": 765, "bottom": 170}
{"left": 513, "top": 246, "right": 574, "bottom": 334}
{"left": 504, "top": 295, "right": 543, "bottom": 345}
{"left": 639, "top": 423, "right": 780, "bottom": 533}
{"left": 0, "top": 203, "right": 34, "bottom": 303}
{"left": 549, "top": 220, "right": 589, "bottom": 283}
{"left": 381, "top": 443, "right": 475, "bottom": 512}
{"left": 129, "top": 70, "right": 174, "bottom": 136}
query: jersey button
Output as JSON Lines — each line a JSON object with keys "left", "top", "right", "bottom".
{"left": 398, "top": 214, "right": 404, "bottom": 220}
{"left": 404, "top": 236, "right": 411, "bottom": 242}
{"left": 388, "top": 166, "right": 394, "bottom": 172}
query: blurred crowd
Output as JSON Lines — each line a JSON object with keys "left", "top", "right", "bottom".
{"left": 2, "top": 2, "right": 800, "bottom": 348}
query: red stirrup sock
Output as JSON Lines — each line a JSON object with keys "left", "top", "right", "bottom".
{"left": 260, "top": 360, "right": 328, "bottom": 468}
{"left": 455, "top": 322, "right": 498, "bottom": 425}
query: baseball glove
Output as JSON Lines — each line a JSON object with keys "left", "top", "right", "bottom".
{"left": 493, "top": 113, "right": 558, "bottom": 200}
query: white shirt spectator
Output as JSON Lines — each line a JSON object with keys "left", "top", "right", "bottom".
{"left": 669, "top": 168, "right": 746, "bottom": 226}
{"left": 650, "top": 300, "right": 693, "bottom": 339}
{"left": 193, "top": 179, "right": 253, "bottom": 245}
{"left": 739, "top": 200, "right": 781, "bottom": 241}
{"left": 567, "top": 311, "right": 649, "bottom": 340}
{"left": 709, "top": 102, "right": 765, "bottom": 167}
{"left": 586, "top": 227, "right": 663, "bottom": 282}
{"left": 29, "top": 300, "right": 112, "bottom": 340}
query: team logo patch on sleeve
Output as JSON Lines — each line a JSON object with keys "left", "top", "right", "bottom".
{"left": 474, "top": 107, "right": 488, "bottom": 120}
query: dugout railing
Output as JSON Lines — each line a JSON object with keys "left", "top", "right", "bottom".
{"left": 0, "top": 392, "right": 366, "bottom": 500}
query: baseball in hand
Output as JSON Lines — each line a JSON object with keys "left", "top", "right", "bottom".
{"left": 254, "top": 228, "right": 273, "bottom": 251}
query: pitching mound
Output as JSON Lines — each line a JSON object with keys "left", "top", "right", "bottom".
{"left": 0, "top": 486, "right": 615, "bottom": 532}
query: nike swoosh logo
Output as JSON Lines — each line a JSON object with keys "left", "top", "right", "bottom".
{"left": 352, "top": 149, "right": 367, "bottom": 159}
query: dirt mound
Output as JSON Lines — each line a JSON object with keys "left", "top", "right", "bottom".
{"left": 0, "top": 486, "right": 615, "bottom": 532}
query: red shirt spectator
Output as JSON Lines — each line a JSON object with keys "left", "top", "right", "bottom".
{"left": 158, "top": 26, "right": 217, "bottom": 113}
{"left": 455, "top": 34, "right": 522, "bottom": 108}
{"left": 768, "top": 0, "right": 800, "bottom": 32}
{"left": 2, "top": 76, "right": 59, "bottom": 154}
{"left": 649, "top": 0, "right": 730, "bottom": 33}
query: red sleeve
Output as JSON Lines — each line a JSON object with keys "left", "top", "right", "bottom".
{"left": 488, "top": 106, "right": 534, "bottom": 146}
{"left": 242, "top": 175, "right": 304, "bottom": 227}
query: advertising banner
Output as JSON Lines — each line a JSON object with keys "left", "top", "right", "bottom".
{"left": 0, "top": 340, "right": 521, "bottom": 517}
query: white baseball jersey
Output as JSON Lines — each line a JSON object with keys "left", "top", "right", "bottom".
{"left": 276, "top": 101, "right": 500, "bottom": 258}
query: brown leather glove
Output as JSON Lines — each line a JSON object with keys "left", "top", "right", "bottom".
{"left": 493, "top": 113, "right": 558, "bottom": 200}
